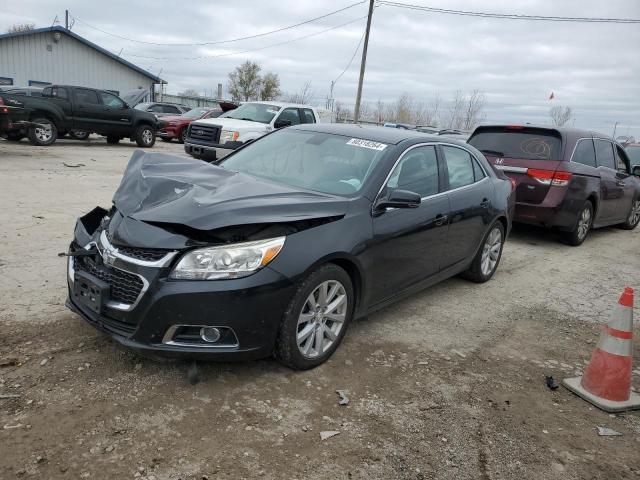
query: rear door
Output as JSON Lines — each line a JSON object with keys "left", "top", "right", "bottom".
{"left": 468, "top": 126, "right": 563, "bottom": 205}
{"left": 594, "top": 139, "right": 624, "bottom": 222}
{"left": 439, "top": 144, "right": 494, "bottom": 268}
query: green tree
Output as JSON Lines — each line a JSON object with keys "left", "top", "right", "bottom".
{"left": 260, "top": 72, "right": 281, "bottom": 101}
{"left": 228, "top": 61, "right": 262, "bottom": 102}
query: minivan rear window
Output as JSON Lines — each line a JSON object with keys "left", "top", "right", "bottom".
{"left": 469, "top": 127, "right": 562, "bottom": 160}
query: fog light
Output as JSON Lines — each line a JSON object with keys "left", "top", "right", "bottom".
{"left": 200, "top": 327, "right": 221, "bottom": 343}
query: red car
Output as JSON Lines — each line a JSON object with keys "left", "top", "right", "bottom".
{"left": 158, "top": 102, "right": 236, "bottom": 144}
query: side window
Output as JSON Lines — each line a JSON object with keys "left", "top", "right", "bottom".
{"left": 42, "top": 86, "right": 53, "bottom": 97}
{"left": 56, "top": 87, "right": 68, "bottom": 100}
{"left": 277, "top": 108, "right": 301, "bottom": 126}
{"left": 615, "top": 146, "right": 629, "bottom": 173}
{"left": 163, "top": 105, "right": 180, "bottom": 114}
{"left": 386, "top": 146, "right": 439, "bottom": 198}
{"left": 149, "top": 104, "right": 164, "bottom": 112}
{"left": 572, "top": 139, "right": 596, "bottom": 167}
{"left": 75, "top": 88, "right": 100, "bottom": 105}
{"left": 472, "top": 159, "right": 486, "bottom": 181}
{"left": 301, "top": 108, "right": 316, "bottom": 124}
{"left": 100, "top": 91, "right": 124, "bottom": 108}
{"left": 594, "top": 139, "right": 616, "bottom": 170}
{"left": 442, "top": 146, "right": 475, "bottom": 190}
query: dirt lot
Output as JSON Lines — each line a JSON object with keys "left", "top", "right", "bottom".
{"left": 1, "top": 136, "right": 639, "bottom": 480}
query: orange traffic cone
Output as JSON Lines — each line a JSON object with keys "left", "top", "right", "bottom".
{"left": 563, "top": 287, "right": 640, "bottom": 412}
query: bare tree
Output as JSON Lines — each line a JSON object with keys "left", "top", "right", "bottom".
{"left": 284, "top": 81, "right": 313, "bottom": 104}
{"left": 461, "top": 89, "right": 486, "bottom": 131}
{"left": 7, "top": 23, "right": 35, "bottom": 33}
{"left": 178, "top": 88, "right": 200, "bottom": 97}
{"left": 260, "top": 72, "right": 281, "bottom": 101}
{"left": 550, "top": 105, "right": 573, "bottom": 126}
{"left": 227, "top": 61, "right": 262, "bottom": 102}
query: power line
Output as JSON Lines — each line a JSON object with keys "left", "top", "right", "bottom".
{"left": 333, "top": 27, "right": 366, "bottom": 85}
{"left": 70, "top": 1, "right": 366, "bottom": 47}
{"left": 117, "top": 16, "right": 368, "bottom": 61}
{"left": 379, "top": 1, "right": 640, "bottom": 23}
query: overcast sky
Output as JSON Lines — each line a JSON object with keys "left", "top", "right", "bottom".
{"left": 3, "top": 0, "right": 640, "bottom": 136}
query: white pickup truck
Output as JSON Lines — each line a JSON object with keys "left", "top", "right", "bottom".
{"left": 183, "top": 101, "right": 321, "bottom": 161}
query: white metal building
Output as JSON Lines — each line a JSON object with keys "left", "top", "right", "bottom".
{"left": 0, "top": 26, "right": 164, "bottom": 99}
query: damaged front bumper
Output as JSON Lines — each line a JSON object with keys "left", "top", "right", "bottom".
{"left": 65, "top": 208, "right": 295, "bottom": 361}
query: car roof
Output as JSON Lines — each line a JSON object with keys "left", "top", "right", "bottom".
{"left": 243, "top": 101, "right": 314, "bottom": 109}
{"left": 290, "top": 123, "right": 466, "bottom": 146}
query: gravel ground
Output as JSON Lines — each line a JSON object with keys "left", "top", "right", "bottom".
{"left": 1, "top": 136, "right": 639, "bottom": 480}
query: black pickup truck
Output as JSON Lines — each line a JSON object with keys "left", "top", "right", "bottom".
{"left": 0, "top": 85, "right": 158, "bottom": 147}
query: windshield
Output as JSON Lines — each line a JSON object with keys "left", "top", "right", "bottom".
{"left": 220, "top": 129, "right": 388, "bottom": 196}
{"left": 220, "top": 103, "right": 279, "bottom": 124}
{"left": 469, "top": 127, "right": 562, "bottom": 160}
{"left": 626, "top": 146, "right": 640, "bottom": 167}
{"left": 181, "top": 107, "right": 212, "bottom": 119}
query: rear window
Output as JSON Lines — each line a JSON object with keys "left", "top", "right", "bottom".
{"left": 469, "top": 127, "right": 562, "bottom": 160}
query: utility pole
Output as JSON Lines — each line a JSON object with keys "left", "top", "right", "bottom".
{"left": 354, "top": 0, "right": 374, "bottom": 123}
{"left": 65, "top": 10, "right": 69, "bottom": 29}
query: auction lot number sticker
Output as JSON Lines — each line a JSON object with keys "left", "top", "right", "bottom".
{"left": 347, "top": 138, "right": 388, "bottom": 151}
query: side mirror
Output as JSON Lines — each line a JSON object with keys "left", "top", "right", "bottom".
{"left": 375, "top": 189, "right": 421, "bottom": 212}
{"left": 274, "top": 118, "right": 292, "bottom": 129}
{"left": 633, "top": 165, "right": 640, "bottom": 177}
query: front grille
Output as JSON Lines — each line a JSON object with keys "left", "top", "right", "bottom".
{"left": 74, "top": 257, "right": 144, "bottom": 305}
{"left": 188, "top": 124, "right": 221, "bottom": 143}
{"left": 115, "top": 246, "right": 169, "bottom": 262}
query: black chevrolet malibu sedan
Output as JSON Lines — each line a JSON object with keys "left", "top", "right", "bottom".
{"left": 65, "top": 124, "right": 515, "bottom": 369}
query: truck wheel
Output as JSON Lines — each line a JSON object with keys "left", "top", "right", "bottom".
{"left": 563, "top": 201, "right": 593, "bottom": 246}
{"left": 135, "top": 125, "right": 155, "bottom": 148}
{"left": 106, "top": 136, "right": 120, "bottom": 145}
{"left": 178, "top": 129, "right": 187, "bottom": 144}
{"left": 28, "top": 118, "right": 57, "bottom": 146}
{"left": 70, "top": 130, "right": 90, "bottom": 140}
{"left": 5, "top": 132, "right": 24, "bottom": 142}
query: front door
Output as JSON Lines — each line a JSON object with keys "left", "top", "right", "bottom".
{"left": 73, "top": 88, "right": 105, "bottom": 132}
{"left": 367, "top": 145, "right": 450, "bottom": 305}
{"left": 614, "top": 144, "right": 636, "bottom": 219}
{"left": 98, "top": 91, "right": 133, "bottom": 135}
{"left": 594, "top": 139, "right": 624, "bottom": 223}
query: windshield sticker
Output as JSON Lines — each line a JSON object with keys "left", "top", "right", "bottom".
{"left": 346, "top": 138, "right": 388, "bottom": 151}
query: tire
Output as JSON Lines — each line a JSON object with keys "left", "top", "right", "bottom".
{"left": 619, "top": 199, "right": 640, "bottom": 230}
{"left": 178, "top": 129, "right": 187, "bottom": 144}
{"left": 106, "top": 136, "right": 120, "bottom": 145}
{"left": 5, "top": 132, "right": 24, "bottom": 141}
{"left": 70, "top": 130, "right": 90, "bottom": 140}
{"left": 160, "top": 137, "right": 172, "bottom": 143}
{"left": 275, "top": 264, "right": 354, "bottom": 370}
{"left": 134, "top": 124, "right": 156, "bottom": 148}
{"left": 563, "top": 201, "right": 593, "bottom": 246}
{"left": 461, "top": 221, "right": 505, "bottom": 283}
{"left": 28, "top": 117, "right": 57, "bottom": 146}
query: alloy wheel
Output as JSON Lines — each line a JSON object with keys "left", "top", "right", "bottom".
{"left": 480, "top": 227, "right": 502, "bottom": 277}
{"left": 142, "top": 128, "right": 153, "bottom": 145}
{"left": 35, "top": 124, "right": 52, "bottom": 142}
{"left": 629, "top": 200, "right": 640, "bottom": 226}
{"left": 577, "top": 207, "right": 592, "bottom": 240}
{"left": 296, "top": 280, "right": 347, "bottom": 359}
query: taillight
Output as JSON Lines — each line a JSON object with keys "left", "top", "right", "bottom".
{"left": 527, "top": 168, "right": 572, "bottom": 187}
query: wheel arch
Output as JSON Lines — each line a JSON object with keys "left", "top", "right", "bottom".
{"left": 29, "top": 110, "right": 62, "bottom": 129}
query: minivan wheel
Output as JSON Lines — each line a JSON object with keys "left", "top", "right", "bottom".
{"left": 28, "top": 118, "right": 57, "bottom": 146}
{"left": 619, "top": 199, "right": 640, "bottom": 230}
{"left": 275, "top": 264, "right": 354, "bottom": 370}
{"left": 564, "top": 202, "right": 593, "bottom": 246}
{"left": 461, "top": 221, "right": 505, "bottom": 283}
{"left": 135, "top": 125, "right": 156, "bottom": 148}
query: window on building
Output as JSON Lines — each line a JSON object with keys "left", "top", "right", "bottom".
{"left": 28, "top": 80, "right": 51, "bottom": 87}
{"left": 0, "top": 77, "right": 13, "bottom": 86}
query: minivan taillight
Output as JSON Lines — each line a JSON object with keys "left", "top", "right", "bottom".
{"left": 527, "top": 169, "right": 572, "bottom": 187}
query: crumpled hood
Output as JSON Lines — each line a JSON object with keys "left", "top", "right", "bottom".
{"left": 112, "top": 151, "right": 349, "bottom": 234}
{"left": 193, "top": 117, "right": 269, "bottom": 131}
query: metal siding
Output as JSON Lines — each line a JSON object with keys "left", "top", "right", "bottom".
{"left": 0, "top": 31, "right": 158, "bottom": 96}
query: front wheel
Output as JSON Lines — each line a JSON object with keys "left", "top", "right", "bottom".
{"left": 28, "top": 118, "right": 57, "bottom": 146}
{"left": 563, "top": 202, "right": 593, "bottom": 246}
{"left": 461, "top": 221, "right": 505, "bottom": 283}
{"left": 619, "top": 199, "right": 640, "bottom": 230}
{"left": 275, "top": 264, "right": 354, "bottom": 370}
{"left": 135, "top": 125, "right": 155, "bottom": 148}
{"left": 178, "top": 128, "right": 187, "bottom": 144}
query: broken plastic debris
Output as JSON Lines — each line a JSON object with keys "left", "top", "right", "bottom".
{"left": 336, "top": 390, "right": 349, "bottom": 406}
{"left": 63, "top": 162, "right": 85, "bottom": 168}
{"left": 545, "top": 376, "right": 559, "bottom": 390}
{"left": 597, "top": 426, "right": 622, "bottom": 436}
{"left": 320, "top": 431, "right": 340, "bottom": 441}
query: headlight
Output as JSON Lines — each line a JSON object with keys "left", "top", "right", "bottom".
{"left": 220, "top": 130, "right": 240, "bottom": 143}
{"left": 169, "top": 237, "right": 285, "bottom": 280}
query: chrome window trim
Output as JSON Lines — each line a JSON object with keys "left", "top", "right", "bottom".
{"left": 568, "top": 137, "right": 595, "bottom": 167}
{"left": 162, "top": 324, "right": 240, "bottom": 348}
{"left": 373, "top": 142, "right": 490, "bottom": 211}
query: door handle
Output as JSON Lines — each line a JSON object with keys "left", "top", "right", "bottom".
{"left": 435, "top": 214, "right": 448, "bottom": 226}
{"left": 480, "top": 198, "right": 490, "bottom": 208}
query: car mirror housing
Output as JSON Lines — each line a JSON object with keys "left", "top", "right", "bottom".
{"left": 274, "top": 119, "right": 292, "bottom": 129}
{"left": 375, "top": 189, "right": 421, "bottom": 213}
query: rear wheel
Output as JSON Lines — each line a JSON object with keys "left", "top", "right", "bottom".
{"left": 106, "top": 136, "right": 120, "bottom": 145}
{"left": 28, "top": 118, "right": 57, "bottom": 146}
{"left": 563, "top": 201, "right": 593, "bottom": 246}
{"left": 275, "top": 264, "right": 354, "bottom": 370}
{"left": 461, "top": 221, "right": 505, "bottom": 283}
{"left": 135, "top": 124, "right": 155, "bottom": 148}
{"left": 619, "top": 199, "right": 640, "bottom": 230}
